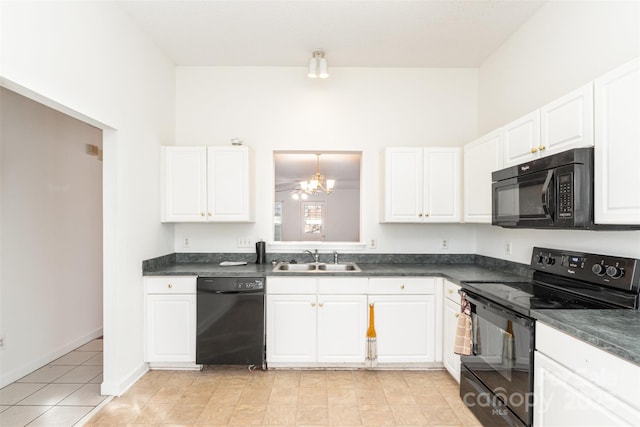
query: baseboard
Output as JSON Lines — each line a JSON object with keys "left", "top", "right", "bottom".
{"left": 0, "top": 327, "right": 103, "bottom": 388}
{"left": 101, "top": 362, "right": 148, "bottom": 397}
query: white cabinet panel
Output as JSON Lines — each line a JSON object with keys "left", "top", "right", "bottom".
{"left": 541, "top": 83, "right": 594, "bottom": 155}
{"left": 207, "top": 146, "right": 252, "bottom": 221}
{"left": 317, "top": 294, "right": 367, "bottom": 363}
{"left": 423, "top": 148, "right": 461, "bottom": 222}
{"left": 442, "top": 280, "right": 461, "bottom": 382}
{"left": 368, "top": 294, "right": 436, "bottom": 363}
{"left": 382, "top": 147, "right": 423, "bottom": 222}
{"left": 266, "top": 294, "right": 317, "bottom": 364}
{"left": 161, "top": 147, "right": 207, "bottom": 222}
{"left": 594, "top": 58, "right": 640, "bottom": 225}
{"left": 463, "top": 130, "right": 503, "bottom": 223}
{"left": 503, "top": 110, "right": 541, "bottom": 167}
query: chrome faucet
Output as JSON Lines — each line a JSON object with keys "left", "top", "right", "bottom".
{"left": 304, "top": 249, "right": 319, "bottom": 263}
{"left": 333, "top": 251, "right": 339, "bottom": 264}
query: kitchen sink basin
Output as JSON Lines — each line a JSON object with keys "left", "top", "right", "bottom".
{"left": 272, "top": 262, "right": 361, "bottom": 273}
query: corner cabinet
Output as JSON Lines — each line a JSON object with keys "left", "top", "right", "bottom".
{"left": 368, "top": 277, "right": 442, "bottom": 364}
{"left": 161, "top": 145, "right": 253, "bottom": 222}
{"left": 463, "top": 130, "right": 503, "bottom": 223}
{"left": 594, "top": 58, "right": 640, "bottom": 225}
{"left": 534, "top": 323, "right": 640, "bottom": 426}
{"left": 144, "top": 276, "right": 198, "bottom": 368}
{"left": 442, "top": 280, "right": 461, "bottom": 382}
{"left": 381, "top": 147, "right": 461, "bottom": 223}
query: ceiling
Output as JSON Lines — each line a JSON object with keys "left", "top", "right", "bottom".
{"left": 118, "top": 0, "right": 546, "bottom": 68}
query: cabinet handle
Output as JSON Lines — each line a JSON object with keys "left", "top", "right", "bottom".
{"left": 425, "top": 213, "right": 429, "bottom": 217}
{"left": 319, "top": 303, "right": 324, "bottom": 307}
{"left": 418, "top": 213, "right": 423, "bottom": 217}
{"left": 530, "top": 147, "right": 538, "bottom": 153}
{"left": 455, "top": 313, "right": 459, "bottom": 318}
{"left": 539, "top": 145, "right": 546, "bottom": 151}
{"left": 447, "top": 289, "right": 453, "bottom": 294}
{"left": 200, "top": 212, "right": 205, "bottom": 217}
{"left": 400, "top": 285, "right": 405, "bottom": 290}
{"left": 208, "top": 212, "right": 212, "bottom": 216}
{"left": 168, "top": 283, "right": 173, "bottom": 289}
{"left": 311, "top": 302, "right": 316, "bottom": 307}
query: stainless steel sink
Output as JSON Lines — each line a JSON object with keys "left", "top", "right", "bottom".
{"left": 317, "top": 263, "right": 360, "bottom": 272}
{"left": 272, "top": 262, "right": 361, "bottom": 273}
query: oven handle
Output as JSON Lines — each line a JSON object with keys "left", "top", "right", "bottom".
{"left": 462, "top": 290, "right": 534, "bottom": 328}
{"left": 541, "top": 169, "right": 554, "bottom": 220}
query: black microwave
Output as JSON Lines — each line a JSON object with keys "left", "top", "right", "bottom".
{"left": 492, "top": 148, "right": 594, "bottom": 229}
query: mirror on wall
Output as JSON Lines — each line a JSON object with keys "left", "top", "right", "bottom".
{"left": 274, "top": 151, "right": 361, "bottom": 242}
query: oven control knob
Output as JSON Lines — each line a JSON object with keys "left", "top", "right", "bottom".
{"left": 545, "top": 256, "right": 555, "bottom": 265}
{"left": 606, "top": 265, "right": 624, "bottom": 279}
{"left": 591, "top": 264, "right": 606, "bottom": 276}
{"left": 536, "top": 255, "right": 545, "bottom": 264}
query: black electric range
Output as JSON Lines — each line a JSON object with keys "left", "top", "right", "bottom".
{"left": 459, "top": 247, "right": 640, "bottom": 427}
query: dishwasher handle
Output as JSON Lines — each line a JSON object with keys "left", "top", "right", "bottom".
{"left": 197, "top": 288, "right": 264, "bottom": 295}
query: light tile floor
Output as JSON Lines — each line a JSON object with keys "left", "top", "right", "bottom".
{"left": 85, "top": 366, "right": 481, "bottom": 426}
{"left": 0, "top": 338, "right": 105, "bottom": 426}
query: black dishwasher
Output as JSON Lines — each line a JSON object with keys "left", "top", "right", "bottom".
{"left": 196, "top": 277, "right": 265, "bottom": 368}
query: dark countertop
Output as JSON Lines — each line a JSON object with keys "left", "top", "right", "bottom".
{"left": 142, "top": 262, "right": 528, "bottom": 286}
{"left": 531, "top": 309, "right": 640, "bottom": 366}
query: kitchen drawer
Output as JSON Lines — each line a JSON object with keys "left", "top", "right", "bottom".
{"left": 444, "top": 280, "right": 461, "bottom": 303}
{"left": 267, "top": 277, "right": 317, "bottom": 294}
{"left": 318, "top": 277, "right": 368, "bottom": 294}
{"left": 145, "top": 276, "right": 196, "bottom": 294}
{"left": 368, "top": 277, "right": 439, "bottom": 294}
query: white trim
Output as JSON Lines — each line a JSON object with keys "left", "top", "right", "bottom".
{"left": 100, "top": 362, "right": 148, "bottom": 397}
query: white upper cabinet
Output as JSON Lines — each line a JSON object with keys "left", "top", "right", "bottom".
{"left": 502, "top": 110, "right": 541, "bottom": 167}
{"left": 161, "top": 145, "right": 253, "bottom": 222}
{"left": 463, "top": 130, "right": 503, "bottom": 223}
{"left": 502, "top": 83, "right": 594, "bottom": 168}
{"left": 594, "top": 58, "right": 640, "bottom": 225}
{"left": 161, "top": 146, "right": 207, "bottom": 222}
{"left": 541, "top": 83, "right": 594, "bottom": 156}
{"left": 382, "top": 147, "right": 461, "bottom": 223}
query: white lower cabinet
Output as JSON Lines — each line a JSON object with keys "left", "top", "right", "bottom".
{"left": 368, "top": 277, "right": 442, "bottom": 364}
{"left": 266, "top": 277, "right": 367, "bottom": 367}
{"left": 534, "top": 323, "right": 640, "bottom": 426}
{"left": 144, "top": 276, "right": 197, "bottom": 367}
{"left": 442, "top": 280, "right": 461, "bottom": 382}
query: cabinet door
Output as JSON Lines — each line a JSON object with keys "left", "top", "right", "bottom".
{"left": 368, "top": 294, "right": 436, "bottom": 363}
{"left": 594, "top": 58, "right": 640, "bottom": 225}
{"left": 534, "top": 352, "right": 640, "bottom": 427}
{"left": 463, "top": 131, "right": 503, "bottom": 223}
{"left": 423, "top": 148, "right": 461, "bottom": 222}
{"left": 443, "top": 298, "right": 461, "bottom": 383}
{"left": 317, "top": 294, "right": 367, "bottom": 363}
{"left": 541, "top": 83, "right": 594, "bottom": 156}
{"left": 382, "top": 147, "right": 423, "bottom": 222}
{"left": 503, "top": 110, "right": 541, "bottom": 167}
{"left": 145, "top": 294, "right": 196, "bottom": 362}
{"left": 207, "top": 146, "right": 253, "bottom": 222}
{"left": 161, "top": 147, "right": 207, "bottom": 222}
{"left": 266, "top": 294, "right": 316, "bottom": 364}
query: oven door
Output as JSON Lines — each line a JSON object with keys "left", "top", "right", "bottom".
{"left": 492, "top": 169, "right": 555, "bottom": 228}
{"left": 460, "top": 291, "right": 535, "bottom": 426}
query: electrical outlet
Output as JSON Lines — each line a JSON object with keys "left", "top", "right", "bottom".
{"left": 0, "top": 334, "right": 5, "bottom": 351}
{"left": 369, "top": 238, "right": 377, "bottom": 249}
{"left": 441, "top": 239, "right": 449, "bottom": 249}
{"left": 505, "top": 241, "right": 513, "bottom": 255}
{"left": 237, "top": 237, "right": 253, "bottom": 248}
{"left": 183, "top": 237, "right": 190, "bottom": 248}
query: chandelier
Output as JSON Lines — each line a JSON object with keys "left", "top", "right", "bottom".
{"left": 300, "top": 154, "right": 335, "bottom": 195}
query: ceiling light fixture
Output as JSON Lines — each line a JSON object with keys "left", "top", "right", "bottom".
{"left": 300, "top": 153, "right": 335, "bottom": 195}
{"left": 307, "top": 50, "right": 329, "bottom": 79}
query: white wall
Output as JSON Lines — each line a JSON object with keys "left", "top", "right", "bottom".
{"left": 175, "top": 66, "right": 478, "bottom": 254}
{"left": 0, "top": 89, "right": 103, "bottom": 387}
{"left": 1, "top": 1, "right": 176, "bottom": 394}
{"left": 476, "top": 0, "right": 640, "bottom": 263}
